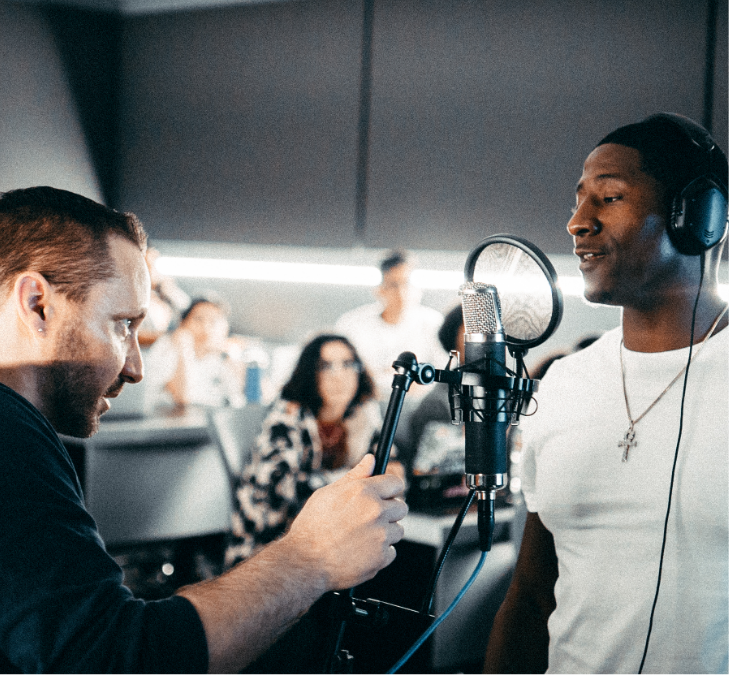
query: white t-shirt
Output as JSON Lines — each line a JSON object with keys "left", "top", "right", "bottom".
{"left": 520, "top": 326, "right": 728, "bottom": 674}
{"left": 335, "top": 302, "right": 447, "bottom": 399}
{"left": 143, "top": 334, "right": 244, "bottom": 409}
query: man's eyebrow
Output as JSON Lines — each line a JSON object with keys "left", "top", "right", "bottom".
{"left": 575, "top": 173, "right": 628, "bottom": 194}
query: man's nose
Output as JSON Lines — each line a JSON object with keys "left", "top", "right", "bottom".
{"left": 121, "top": 338, "right": 144, "bottom": 384}
{"left": 567, "top": 202, "right": 601, "bottom": 238}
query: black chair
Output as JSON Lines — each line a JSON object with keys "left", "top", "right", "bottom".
{"left": 207, "top": 405, "right": 267, "bottom": 503}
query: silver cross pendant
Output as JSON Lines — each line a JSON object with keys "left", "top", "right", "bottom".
{"left": 619, "top": 425, "right": 637, "bottom": 462}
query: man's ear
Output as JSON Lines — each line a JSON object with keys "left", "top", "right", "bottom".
{"left": 14, "top": 273, "right": 54, "bottom": 335}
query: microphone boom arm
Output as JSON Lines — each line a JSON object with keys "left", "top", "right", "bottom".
{"left": 373, "top": 352, "right": 436, "bottom": 475}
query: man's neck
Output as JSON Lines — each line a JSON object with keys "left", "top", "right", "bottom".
{"left": 0, "top": 364, "right": 41, "bottom": 411}
{"left": 380, "top": 306, "right": 403, "bottom": 325}
{"left": 622, "top": 289, "right": 728, "bottom": 352}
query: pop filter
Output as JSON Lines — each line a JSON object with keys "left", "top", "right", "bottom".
{"left": 464, "top": 234, "right": 563, "bottom": 351}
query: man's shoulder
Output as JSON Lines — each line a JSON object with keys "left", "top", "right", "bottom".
{"left": 0, "top": 383, "right": 56, "bottom": 439}
{"left": 407, "top": 304, "right": 443, "bottom": 324}
{"left": 706, "top": 322, "right": 729, "bottom": 354}
{"left": 335, "top": 303, "right": 382, "bottom": 331}
{"left": 0, "top": 383, "right": 79, "bottom": 496}
{"left": 527, "top": 328, "right": 621, "bottom": 406}
{"left": 547, "top": 328, "right": 621, "bottom": 374}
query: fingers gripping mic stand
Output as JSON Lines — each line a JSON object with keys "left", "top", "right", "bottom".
{"left": 325, "top": 352, "right": 436, "bottom": 674}
{"left": 325, "top": 351, "right": 537, "bottom": 673}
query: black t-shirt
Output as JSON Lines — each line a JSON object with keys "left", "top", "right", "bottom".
{"left": 0, "top": 383, "right": 208, "bottom": 673}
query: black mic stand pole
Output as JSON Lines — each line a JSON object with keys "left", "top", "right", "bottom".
{"left": 375, "top": 352, "right": 435, "bottom": 473}
{"left": 324, "top": 352, "right": 435, "bottom": 674}
{"left": 322, "top": 351, "right": 536, "bottom": 673}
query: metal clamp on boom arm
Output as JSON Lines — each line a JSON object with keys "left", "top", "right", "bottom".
{"left": 374, "top": 352, "right": 435, "bottom": 475}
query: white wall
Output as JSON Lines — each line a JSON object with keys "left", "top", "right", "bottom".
{"left": 0, "top": 2, "right": 102, "bottom": 199}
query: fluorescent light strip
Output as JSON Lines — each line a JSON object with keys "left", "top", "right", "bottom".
{"left": 156, "top": 255, "right": 729, "bottom": 300}
{"left": 156, "top": 256, "right": 381, "bottom": 286}
{"left": 157, "top": 256, "right": 465, "bottom": 289}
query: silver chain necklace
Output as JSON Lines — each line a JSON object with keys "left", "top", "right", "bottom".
{"left": 618, "top": 304, "right": 729, "bottom": 462}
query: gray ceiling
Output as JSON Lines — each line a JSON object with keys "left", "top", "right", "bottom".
{"left": 16, "top": 0, "right": 729, "bottom": 256}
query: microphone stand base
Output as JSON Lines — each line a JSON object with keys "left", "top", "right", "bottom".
{"left": 330, "top": 649, "right": 354, "bottom": 674}
{"left": 325, "top": 592, "right": 434, "bottom": 673}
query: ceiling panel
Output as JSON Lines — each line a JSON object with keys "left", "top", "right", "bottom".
{"left": 713, "top": 0, "right": 728, "bottom": 149}
{"left": 66, "top": 0, "right": 725, "bottom": 255}
{"left": 365, "top": 0, "right": 717, "bottom": 254}
{"left": 117, "top": 0, "right": 362, "bottom": 246}
{"left": 13, "top": 0, "right": 289, "bottom": 15}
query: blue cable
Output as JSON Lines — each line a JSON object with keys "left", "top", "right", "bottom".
{"left": 386, "top": 550, "right": 488, "bottom": 674}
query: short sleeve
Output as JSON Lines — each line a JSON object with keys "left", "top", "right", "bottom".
{"left": 519, "top": 422, "right": 539, "bottom": 513}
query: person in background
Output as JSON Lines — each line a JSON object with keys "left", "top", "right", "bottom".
{"left": 0, "top": 186, "right": 407, "bottom": 673}
{"left": 144, "top": 294, "right": 246, "bottom": 409}
{"left": 137, "top": 246, "right": 190, "bottom": 347}
{"left": 335, "top": 250, "right": 446, "bottom": 400}
{"left": 401, "top": 303, "right": 465, "bottom": 478}
{"left": 226, "top": 333, "right": 403, "bottom": 566}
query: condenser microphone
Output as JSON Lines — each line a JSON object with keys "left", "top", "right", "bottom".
{"left": 458, "top": 281, "right": 509, "bottom": 550}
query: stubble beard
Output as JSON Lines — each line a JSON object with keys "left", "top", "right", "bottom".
{"left": 38, "top": 325, "right": 121, "bottom": 438}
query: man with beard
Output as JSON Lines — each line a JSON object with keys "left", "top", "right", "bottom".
{"left": 0, "top": 186, "right": 408, "bottom": 673}
{"left": 484, "top": 114, "right": 728, "bottom": 673}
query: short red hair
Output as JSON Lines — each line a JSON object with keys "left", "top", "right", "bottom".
{"left": 0, "top": 186, "right": 147, "bottom": 303}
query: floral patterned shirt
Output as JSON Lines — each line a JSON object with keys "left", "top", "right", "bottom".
{"left": 225, "top": 398, "right": 382, "bottom": 566}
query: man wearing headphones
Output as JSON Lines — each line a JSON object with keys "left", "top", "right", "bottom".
{"left": 484, "top": 114, "right": 728, "bottom": 673}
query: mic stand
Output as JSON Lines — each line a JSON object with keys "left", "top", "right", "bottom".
{"left": 375, "top": 352, "right": 436, "bottom": 473}
{"left": 324, "top": 350, "right": 536, "bottom": 672}
{"left": 324, "top": 353, "right": 435, "bottom": 674}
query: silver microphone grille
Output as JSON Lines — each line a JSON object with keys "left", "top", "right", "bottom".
{"left": 459, "top": 282, "right": 504, "bottom": 335}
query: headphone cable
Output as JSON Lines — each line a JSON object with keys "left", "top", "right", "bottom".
{"left": 638, "top": 255, "right": 705, "bottom": 673}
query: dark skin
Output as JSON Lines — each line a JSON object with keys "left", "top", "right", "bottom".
{"left": 568, "top": 144, "right": 727, "bottom": 350}
{"left": 483, "top": 512, "right": 558, "bottom": 673}
{"left": 483, "top": 143, "right": 727, "bottom": 673}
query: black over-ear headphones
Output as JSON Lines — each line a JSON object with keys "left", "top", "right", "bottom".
{"left": 651, "top": 113, "right": 729, "bottom": 255}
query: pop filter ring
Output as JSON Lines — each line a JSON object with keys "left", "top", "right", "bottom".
{"left": 464, "top": 233, "right": 564, "bottom": 350}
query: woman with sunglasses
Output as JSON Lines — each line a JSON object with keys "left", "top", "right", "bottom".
{"left": 225, "top": 333, "right": 402, "bottom": 566}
